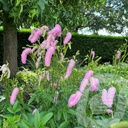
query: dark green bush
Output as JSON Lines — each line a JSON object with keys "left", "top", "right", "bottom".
{"left": 69, "top": 33, "right": 128, "bottom": 64}
{"left": 0, "top": 30, "right": 127, "bottom": 66}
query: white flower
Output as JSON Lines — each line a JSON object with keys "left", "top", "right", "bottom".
{"left": 0, "top": 64, "right": 10, "bottom": 78}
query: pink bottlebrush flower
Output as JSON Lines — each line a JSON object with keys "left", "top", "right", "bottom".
{"left": 79, "top": 78, "right": 88, "bottom": 93}
{"left": 53, "top": 91, "right": 59, "bottom": 102}
{"left": 63, "top": 32, "right": 72, "bottom": 44}
{"left": 68, "top": 91, "right": 82, "bottom": 107}
{"left": 101, "top": 87, "right": 116, "bottom": 107}
{"left": 48, "top": 24, "right": 62, "bottom": 37}
{"left": 53, "top": 83, "right": 57, "bottom": 89}
{"left": 64, "top": 59, "right": 75, "bottom": 79}
{"left": 28, "top": 28, "right": 42, "bottom": 43}
{"left": 91, "top": 51, "right": 95, "bottom": 59}
{"left": 60, "top": 53, "right": 64, "bottom": 63}
{"left": 107, "top": 87, "right": 116, "bottom": 107}
{"left": 38, "top": 75, "right": 43, "bottom": 82}
{"left": 116, "top": 50, "right": 121, "bottom": 59}
{"left": 106, "top": 109, "right": 113, "bottom": 114}
{"left": 10, "top": 87, "right": 19, "bottom": 105}
{"left": 37, "top": 56, "right": 41, "bottom": 62}
{"left": 47, "top": 34, "right": 56, "bottom": 48}
{"left": 45, "top": 71, "right": 50, "bottom": 81}
{"left": 41, "top": 40, "right": 48, "bottom": 49}
{"left": 50, "top": 83, "right": 57, "bottom": 89}
{"left": 101, "top": 89, "right": 108, "bottom": 106}
{"left": 21, "top": 48, "right": 32, "bottom": 64}
{"left": 84, "top": 70, "right": 94, "bottom": 80}
{"left": 36, "top": 61, "right": 39, "bottom": 68}
{"left": 32, "top": 46, "right": 38, "bottom": 52}
{"left": 89, "top": 77, "right": 99, "bottom": 92}
{"left": 44, "top": 46, "right": 56, "bottom": 67}
{"left": 42, "top": 25, "right": 49, "bottom": 31}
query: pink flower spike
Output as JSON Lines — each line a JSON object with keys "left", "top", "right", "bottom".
{"left": 106, "top": 109, "right": 113, "bottom": 114}
{"left": 91, "top": 51, "right": 95, "bottom": 59}
{"left": 54, "top": 24, "right": 62, "bottom": 37}
{"left": 53, "top": 91, "right": 59, "bottom": 102}
{"left": 63, "top": 32, "right": 72, "bottom": 44}
{"left": 28, "top": 29, "right": 42, "bottom": 43}
{"left": 68, "top": 91, "right": 82, "bottom": 107}
{"left": 44, "top": 46, "right": 56, "bottom": 67}
{"left": 79, "top": 78, "right": 88, "bottom": 93}
{"left": 101, "top": 87, "right": 116, "bottom": 108}
{"left": 84, "top": 70, "right": 94, "bottom": 80}
{"left": 89, "top": 77, "right": 99, "bottom": 92}
{"left": 42, "top": 25, "right": 49, "bottom": 31}
{"left": 53, "top": 83, "right": 57, "bottom": 89}
{"left": 10, "top": 87, "right": 19, "bottom": 105}
{"left": 47, "top": 34, "right": 55, "bottom": 48}
{"left": 38, "top": 75, "right": 43, "bottom": 82}
{"left": 41, "top": 40, "right": 48, "bottom": 49}
{"left": 101, "top": 89, "right": 108, "bottom": 106}
{"left": 21, "top": 48, "right": 32, "bottom": 64}
{"left": 64, "top": 59, "right": 75, "bottom": 79}
{"left": 107, "top": 87, "right": 116, "bottom": 107}
{"left": 45, "top": 71, "right": 50, "bottom": 81}
{"left": 116, "top": 50, "right": 121, "bottom": 59}
{"left": 60, "top": 53, "right": 64, "bottom": 63}
{"left": 48, "top": 24, "right": 62, "bottom": 37}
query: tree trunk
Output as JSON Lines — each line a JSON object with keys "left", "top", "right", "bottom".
{"left": 3, "top": 16, "right": 18, "bottom": 77}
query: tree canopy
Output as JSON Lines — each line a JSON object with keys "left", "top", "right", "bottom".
{"left": 0, "top": 0, "right": 105, "bottom": 30}
{"left": 84, "top": 0, "right": 128, "bottom": 35}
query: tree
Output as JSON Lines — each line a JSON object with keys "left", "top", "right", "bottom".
{"left": 0, "top": 0, "right": 105, "bottom": 76}
{"left": 84, "top": 0, "right": 128, "bottom": 35}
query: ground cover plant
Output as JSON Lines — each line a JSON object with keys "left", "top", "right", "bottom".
{"left": 0, "top": 24, "right": 128, "bottom": 128}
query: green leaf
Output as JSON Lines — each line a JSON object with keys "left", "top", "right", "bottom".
{"left": 13, "top": 100, "right": 18, "bottom": 110}
{"left": 19, "top": 120, "right": 33, "bottom": 128}
{"left": 67, "top": 109, "right": 76, "bottom": 115}
{"left": 109, "top": 118, "right": 120, "bottom": 126}
{"left": 15, "top": 0, "right": 21, "bottom": 7}
{"left": 63, "top": 112, "right": 67, "bottom": 121}
{"left": 41, "top": 112, "right": 53, "bottom": 126}
{"left": 58, "top": 121, "right": 69, "bottom": 128}
{"left": 0, "top": 0, "right": 4, "bottom": 4}
{"left": 57, "top": 110, "right": 62, "bottom": 121}
{"left": 7, "top": 107, "right": 14, "bottom": 114}
{"left": 96, "top": 120, "right": 108, "bottom": 128}
{"left": 110, "top": 121, "right": 128, "bottom": 128}
{"left": 34, "top": 110, "right": 40, "bottom": 128}
{"left": 49, "top": 119, "right": 56, "bottom": 128}
{"left": 28, "top": 96, "right": 35, "bottom": 105}
{"left": 38, "top": 0, "right": 45, "bottom": 11}
{"left": 13, "top": 108, "right": 21, "bottom": 114}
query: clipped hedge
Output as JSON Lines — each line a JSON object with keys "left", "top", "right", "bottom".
{"left": 0, "top": 31, "right": 127, "bottom": 66}
{"left": 69, "top": 34, "right": 128, "bottom": 63}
